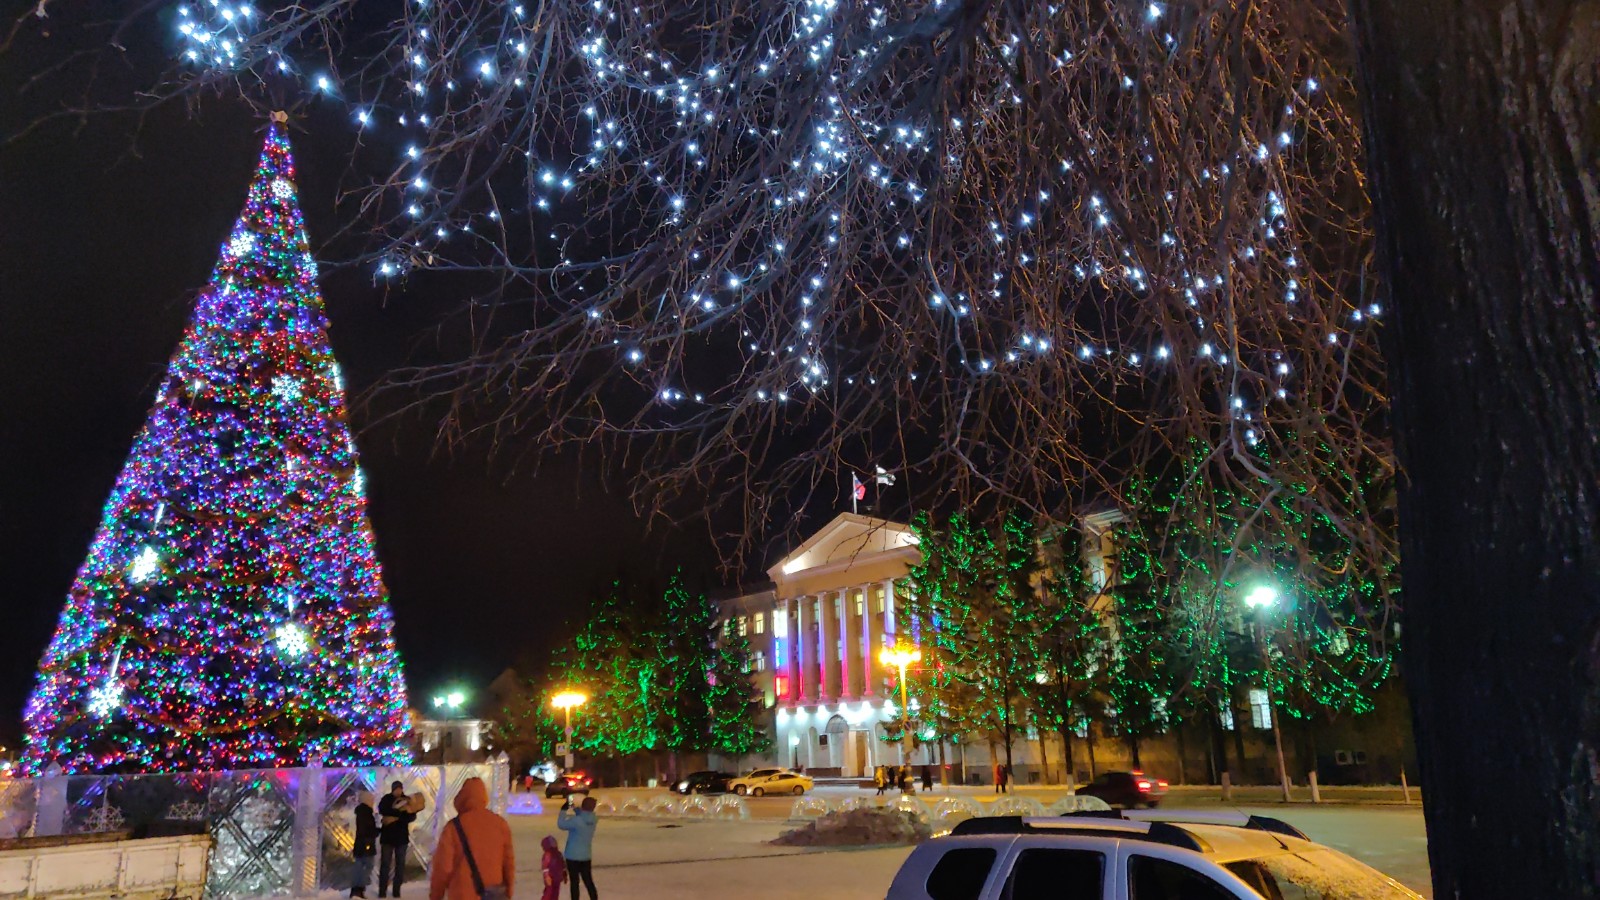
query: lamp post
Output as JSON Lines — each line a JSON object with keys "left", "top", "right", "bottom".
{"left": 551, "top": 691, "right": 587, "bottom": 772}
{"left": 879, "top": 645, "right": 922, "bottom": 770}
{"left": 1244, "top": 586, "right": 1292, "bottom": 803}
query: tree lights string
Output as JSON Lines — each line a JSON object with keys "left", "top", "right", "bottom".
{"left": 21, "top": 123, "right": 412, "bottom": 774}
{"left": 138, "top": 0, "right": 1387, "bottom": 576}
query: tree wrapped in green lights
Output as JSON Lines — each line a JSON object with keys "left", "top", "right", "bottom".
{"left": 905, "top": 511, "right": 1039, "bottom": 775}
{"left": 1027, "top": 525, "right": 1111, "bottom": 786}
{"left": 21, "top": 122, "right": 411, "bottom": 774}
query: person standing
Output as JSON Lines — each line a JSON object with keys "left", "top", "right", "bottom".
{"left": 993, "top": 762, "right": 1008, "bottom": 794}
{"left": 921, "top": 764, "right": 934, "bottom": 793}
{"left": 352, "top": 792, "right": 379, "bottom": 898}
{"left": 557, "top": 796, "right": 599, "bottom": 900}
{"left": 428, "top": 776, "right": 514, "bottom": 900}
{"left": 540, "top": 836, "right": 566, "bottom": 900}
{"left": 378, "top": 781, "right": 418, "bottom": 897}
{"left": 873, "top": 766, "right": 888, "bottom": 796}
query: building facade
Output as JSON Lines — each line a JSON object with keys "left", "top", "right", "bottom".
{"left": 713, "top": 512, "right": 1415, "bottom": 787}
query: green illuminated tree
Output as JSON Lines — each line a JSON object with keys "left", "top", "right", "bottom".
{"left": 1027, "top": 526, "right": 1111, "bottom": 786}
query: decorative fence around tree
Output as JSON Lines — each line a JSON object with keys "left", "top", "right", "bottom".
{"left": 0, "top": 758, "right": 510, "bottom": 898}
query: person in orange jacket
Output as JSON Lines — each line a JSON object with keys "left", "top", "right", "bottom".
{"left": 428, "top": 777, "right": 515, "bottom": 900}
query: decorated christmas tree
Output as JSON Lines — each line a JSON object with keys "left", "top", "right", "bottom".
{"left": 21, "top": 120, "right": 412, "bottom": 774}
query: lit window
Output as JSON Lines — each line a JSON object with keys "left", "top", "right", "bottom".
{"left": 754, "top": 613, "right": 765, "bottom": 635}
{"left": 772, "top": 610, "right": 788, "bottom": 638}
{"left": 755, "top": 651, "right": 767, "bottom": 672}
{"left": 855, "top": 593, "right": 865, "bottom": 616}
{"left": 875, "top": 588, "right": 885, "bottom": 613}
{"left": 1219, "top": 705, "right": 1236, "bottom": 732}
{"left": 738, "top": 616, "right": 749, "bottom": 637}
{"left": 1249, "top": 688, "right": 1272, "bottom": 730}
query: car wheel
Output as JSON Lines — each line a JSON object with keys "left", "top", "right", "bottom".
{"left": 792, "top": 785, "right": 805, "bottom": 796}
{"left": 735, "top": 785, "right": 748, "bottom": 796}
{"left": 752, "top": 787, "right": 765, "bottom": 797}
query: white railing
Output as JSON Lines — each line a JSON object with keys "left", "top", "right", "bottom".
{"left": 0, "top": 758, "right": 509, "bottom": 898}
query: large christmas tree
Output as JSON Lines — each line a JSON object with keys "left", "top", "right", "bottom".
{"left": 21, "top": 121, "right": 412, "bottom": 774}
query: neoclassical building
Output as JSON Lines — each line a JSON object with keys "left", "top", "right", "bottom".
{"left": 713, "top": 511, "right": 1415, "bottom": 787}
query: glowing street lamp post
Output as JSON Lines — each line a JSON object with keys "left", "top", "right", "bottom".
{"left": 879, "top": 645, "right": 922, "bottom": 774}
{"left": 1244, "top": 586, "right": 1293, "bottom": 803}
{"left": 551, "top": 691, "right": 587, "bottom": 772}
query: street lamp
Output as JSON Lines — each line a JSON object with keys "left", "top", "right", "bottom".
{"left": 879, "top": 644, "right": 922, "bottom": 772}
{"left": 1243, "top": 585, "right": 1292, "bottom": 802}
{"left": 432, "top": 689, "right": 468, "bottom": 714}
{"left": 551, "top": 691, "right": 587, "bottom": 772}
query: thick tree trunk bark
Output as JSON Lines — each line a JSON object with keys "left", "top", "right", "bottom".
{"left": 1351, "top": 2, "right": 1600, "bottom": 895}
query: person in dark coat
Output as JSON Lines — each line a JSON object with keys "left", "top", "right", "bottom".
{"left": 352, "top": 791, "right": 379, "bottom": 898}
{"left": 921, "top": 764, "right": 934, "bottom": 792}
{"left": 378, "top": 781, "right": 419, "bottom": 897}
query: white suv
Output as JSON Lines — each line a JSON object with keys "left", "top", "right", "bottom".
{"left": 886, "top": 811, "right": 1421, "bottom": 900}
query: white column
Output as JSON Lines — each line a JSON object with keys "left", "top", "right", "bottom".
{"left": 860, "top": 586, "right": 876, "bottom": 696}
{"left": 798, "top": 595, "right": 815, "bottom": 703}
{"left": 820, "top": 593, "right": 838, "bottom": 701}
{"left": 839, "top": 589, "right": 855, "bottom": 698}
{"left": 883, "top": 578, "right": 897, "bottom": 637}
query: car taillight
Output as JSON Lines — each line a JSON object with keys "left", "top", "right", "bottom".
{"left": 1136, "top": 780, "right": 1152, "bottom": 791}
{"left": 1156, "top": 780, "right": 1168, "bottom": 788}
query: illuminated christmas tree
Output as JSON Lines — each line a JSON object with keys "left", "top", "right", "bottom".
{"left": 21, "top": 120, "right": 412, "bottom": 774}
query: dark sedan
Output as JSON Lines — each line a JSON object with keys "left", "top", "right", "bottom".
{"left": 675, "top": 770, "right": 735, "bottom": 794}
{"left": 1073, "top": 770, "right": 1170, "bottom": 808}
{"left": 545, "top": 771, "right": 594, "bottom": 798}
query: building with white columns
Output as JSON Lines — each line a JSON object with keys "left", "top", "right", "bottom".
{"left": 711, "top": 511, "right": 1412, "bottom": 787}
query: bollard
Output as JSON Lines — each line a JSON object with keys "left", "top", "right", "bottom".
{"left": 1308, "top": 770, "right": 1321, "bottom": 804}
{"left": 1400, "top": 767, "right": 1413, "bottom": 805}
{"left": 1220, "top": 772, "right": 1233, "bottom": 802}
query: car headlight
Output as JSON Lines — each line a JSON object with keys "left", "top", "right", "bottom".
{"left": 677, "top": 781, "right": 689, "bottom": 791}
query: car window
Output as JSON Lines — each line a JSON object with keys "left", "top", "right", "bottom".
{"left": 1224, "top": 850, "right": 1417, "bottom": 900}
{"left": 1128, "top": 855, "right": 1236, "bottom": 900}
{"left": 927, "top": 847, "right": 998, "bottom": 900}
{"left": 750, "top": 769, "right": 776, "bottom": 778}
{"left": 1003, "top": 848, "right": 1105, "bottom": 900}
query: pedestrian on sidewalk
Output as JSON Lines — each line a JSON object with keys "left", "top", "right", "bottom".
{"left": 558, "top": 795, "right": 600, "bottom": 900}
{"left": 540, "top": 836, "right": 567, "bottom": 900}
{"left": 921, "top": 765, "right": 934, "bottom": 793}
{"left": 351, "top": 792, "right": 379, "bottom": 898}
{"left": 993, "top": 762, "right": 1008, "bottom": 794}
{"left": 378, "top": 781, "right": 420, "bottom": 897}
{"left": 873, "top": 766, "right": 888, "bottom": 796}
{"left": 428, "top": 777, "right": 513, "bottom": 900}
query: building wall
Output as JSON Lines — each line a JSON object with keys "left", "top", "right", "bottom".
{"left": 712, "top": 512, "right": 1413, "bottom": 786}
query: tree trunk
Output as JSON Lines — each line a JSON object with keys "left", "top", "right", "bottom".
{"left": 1059, "top": 727, "right": 1077, "bottom": 789}
{"left": 1175, "top": 723, "right": 1188, "bottom": 786}
{"left": 1128, "top": 733, "right": 1142, "bottom": 769}
{"left": 1231, "top": 704, "right": 1248, "bottom": 784}
{"left": 1352, "top": 2, "right": 1600, "bottom": 894}
{"left": 1085, "top": 725, "right": 1098, "bottom": 779}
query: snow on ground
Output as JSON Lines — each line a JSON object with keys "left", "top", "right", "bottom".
{"left": 245, "top": 788, "right": 1431, "bottom": 899}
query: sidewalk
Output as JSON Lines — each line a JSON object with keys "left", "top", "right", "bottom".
{"left": 806, "top": 781, "right": 1422, "bottom": 807}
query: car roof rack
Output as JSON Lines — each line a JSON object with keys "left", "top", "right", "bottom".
{"left": 1112, "top": 809, "right": 1309, "bottom": 841}
{"left": 950, "top": 815, "right": 1209, "bottom": 853}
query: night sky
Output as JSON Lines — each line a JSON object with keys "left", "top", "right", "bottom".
{"left": 0, "top": 18, "right": 800, "bottom": 748}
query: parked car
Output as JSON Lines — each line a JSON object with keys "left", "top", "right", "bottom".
{"left": 887, "top": 810, "right": 1422, "bottom": 900}
{"left": 1073, "top": 770, "right": 1169, "bottom": 808}
{"left": 675, "top": 771, "right": 735, "bottom": 794}
{"left": 545, "top": 771, "right": 594, "bottom": 798}
{"left": 728, "top": 768, "right": 814, "bottom": 796}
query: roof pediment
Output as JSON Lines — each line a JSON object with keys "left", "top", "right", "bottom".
{"left": 767, "top": 513, "right": 919, "bottom": 586}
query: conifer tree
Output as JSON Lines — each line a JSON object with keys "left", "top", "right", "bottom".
{"left": 22, "top": 122, "right": 410, "bottom": 773}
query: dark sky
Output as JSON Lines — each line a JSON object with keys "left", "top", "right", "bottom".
{"left": 0, "top": 21, "right": 783, "bottom": 747}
